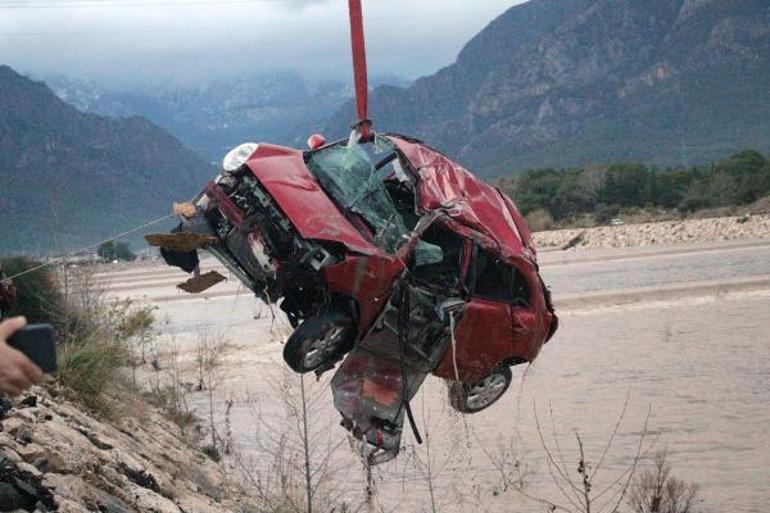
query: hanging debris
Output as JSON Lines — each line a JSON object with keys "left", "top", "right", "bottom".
{"left": 172, "top": 202, "right": 198, "bottom": 219}
{"left": 145, "top": 232, "right": 215, "bottom": 253}
{"left": 177, "top": 270, "right": 227, "bottom": 294}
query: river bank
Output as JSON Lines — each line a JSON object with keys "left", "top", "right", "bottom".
{"left": 533, "top": 213, "right": 770, "bottom": 250}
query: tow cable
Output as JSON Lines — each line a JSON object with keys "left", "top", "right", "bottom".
{"left": 347, "top": 0, "right": 373, "bottom": 141}
{"left": 347, "top": 0, "right": 421, "bottom": 447}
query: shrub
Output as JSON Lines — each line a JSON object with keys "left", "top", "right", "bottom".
{"left": 525, "top": 208, "right": 554, "bottom": 232}
{"left": 0, "top": 256, "right": 67, "bottom": 329}
{"left": 58, "top": 335, "right": 129, "bottom": 413}
{"left": 595, "top": 204, "right": 621, "bottom": 225}
{"left": 499, "top": 149, "right": 769, "bottom": 222}
{"left": 628, "top": 451, "right": 701, "bottom": 513}
{"left": 97, "top": 241, "right": 136, "bottom": 262}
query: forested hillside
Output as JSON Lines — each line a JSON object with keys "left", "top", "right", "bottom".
{"left": 0, "top": 66, "right": 212, "bottom": 253}
{"left": 499, "top": 149, "right": 770, "bottom": 228}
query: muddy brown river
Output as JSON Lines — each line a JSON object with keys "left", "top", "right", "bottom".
{"left": 104, "top": 239, "right": 770, "bottom": 512}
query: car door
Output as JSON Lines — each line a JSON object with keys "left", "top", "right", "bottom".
{"left": 508, "top": 272, "right": 539, "bottom": 362}
{"left": 433, "top": 245, "right": 517, "bottom": 383}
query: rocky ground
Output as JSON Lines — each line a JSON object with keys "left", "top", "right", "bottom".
{"left": 0, "top": 386, "right": 253, "bottom": 513}
{"left": 533, "top": 213, "right": 770, "bottom": 250}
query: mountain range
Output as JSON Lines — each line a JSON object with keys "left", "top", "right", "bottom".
{"left": 3, "top": 0, "right": 770, "bottom": 253}
{"left": 45, "top": 73, "right": 409, "bottom": 165}
{"left": 39, "top": 0, "right": 770, "bottom": 178}
{"left": 327, "top": 0, "right": 770, "bottom": 176}
{"left": 0, "top": 66, "right": 212, "bottom": 254}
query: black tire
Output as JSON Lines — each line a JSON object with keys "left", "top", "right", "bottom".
{"left": 448, "top": 366, "right": 513, "bottom": 414}
{"left": 283, "top": 309, "right": 355, "bottom": 373}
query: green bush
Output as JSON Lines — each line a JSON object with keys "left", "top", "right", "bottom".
{"left": 500, "top": 148, "right": 770, "bottom": 224}
{"left": 0, "top": 256, "right": 70, "bottom": 329}
{"left": 525, "top": 208, "right": 554, "bottom": 232}
{"left": 58, "top": 335, "right": 129, "bottom": 414}
{"left": 97, "top": 240, "right": 136, "bottom": 262}
{"left": 595, "top": 204, "right": 622, "bottom": 225}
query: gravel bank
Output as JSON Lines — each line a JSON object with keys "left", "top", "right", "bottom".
{"left": 533, "top": 214, "right": 770, "bottom": 250}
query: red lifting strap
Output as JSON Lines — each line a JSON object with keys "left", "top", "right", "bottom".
{"left": 348, "top": 0, "right": 372, "bottom": 141}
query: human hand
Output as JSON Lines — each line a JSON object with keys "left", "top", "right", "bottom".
{"left": 0, "top": 317, "right": 44, "bottom": 396}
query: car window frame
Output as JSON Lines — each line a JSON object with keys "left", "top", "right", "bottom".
{"left": 467, "top": 245, "right": 531, "bottom": 308}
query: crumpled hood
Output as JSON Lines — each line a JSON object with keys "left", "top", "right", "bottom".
{"left": 244, "top": 143, "right": 379, "bottom": 256}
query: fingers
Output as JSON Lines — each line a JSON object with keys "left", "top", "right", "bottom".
{"left": 14, "top": 352, "right": 44, "bottom": 384}
{"left": 0, "top": 316, "right": 27, "bottom": 340}
{"left": 4, "top": 344, "right": 43, "bottom": 384}
{"left": 0, "top": 363, "right": 33, "bottom": 396}
{"left": 0, "top": 327, "right": 43, "bottom": 396}
{"left": 0, "top": 381, "right": 24, "bottom": 396}
{"left": 0, "top": 316, "right": 43, "bottom": 396}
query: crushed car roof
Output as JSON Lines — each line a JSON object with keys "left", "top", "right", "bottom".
{"left": 384, "top": 135, "right": 537, "bottom": 263}
{"left": 242, "top": 135, "right": 537, "bottom": 265}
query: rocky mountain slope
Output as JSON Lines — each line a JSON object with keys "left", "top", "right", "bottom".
{"left": 0, "top": 386, "right": 250, "bottom": 512}
{"left": 0, "top": 66, "right": 213, "bottom": 254}
{"left": 328, "top": 0, "right": 770, "bottom": 176}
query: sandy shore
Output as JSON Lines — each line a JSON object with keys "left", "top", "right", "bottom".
{"left": 533, "top": 214, "right": 770, "bottom": 250}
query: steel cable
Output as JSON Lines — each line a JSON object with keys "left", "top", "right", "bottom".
{"left": 2, "top": 213, "right": 174, "bottom": 282}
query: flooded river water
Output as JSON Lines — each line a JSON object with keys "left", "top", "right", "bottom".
{"left": 105, "top": 240, "right": 770, "bottom": 512}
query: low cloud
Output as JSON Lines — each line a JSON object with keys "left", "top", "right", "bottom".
{"left": 0, "top": 0, "right": 525, "bottom": 89}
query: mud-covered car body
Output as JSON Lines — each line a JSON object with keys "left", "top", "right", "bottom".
{"left": 159, "top": 133, "right": 557, "bottom": 462}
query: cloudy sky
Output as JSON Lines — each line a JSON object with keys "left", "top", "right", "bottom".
{"left": 0, "top": 0, "right": 525, "bottom": 89}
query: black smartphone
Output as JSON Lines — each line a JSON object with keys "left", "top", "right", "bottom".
{"left": 7, "top": 323, "right": 57, "bottom": 374}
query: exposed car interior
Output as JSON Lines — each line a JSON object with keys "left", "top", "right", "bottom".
{"left": 470, "top": 247, "right": 530, "bottom": 307}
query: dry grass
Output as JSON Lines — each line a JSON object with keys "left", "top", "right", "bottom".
{"left": 56, "top": 267, "right": 158, "bottom": 416}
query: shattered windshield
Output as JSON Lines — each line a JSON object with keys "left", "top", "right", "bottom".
{"left": 306, "top": 143, "right": 409, "bottom": 252}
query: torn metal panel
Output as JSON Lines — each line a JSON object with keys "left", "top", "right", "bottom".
{"left": 332, "top": 281, "right": 450, "bottom": 463}
{"left": 145, "top": 232, "right": 216, "bottom": 253}
{"left": 433, "top": 297, "right": 514, "bottom": 383}
{"left": 177, "top": 271, "right": 226, "bottom": 294}
{"left": 324, "top": 255, "right": 404, "bottom": 334}
{"left": 332, "top": 348, "right": 426, "bottom": 464}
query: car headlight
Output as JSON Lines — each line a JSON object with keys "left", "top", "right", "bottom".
{"left": 222, "top": 142, "right": 259, "bottom": 172}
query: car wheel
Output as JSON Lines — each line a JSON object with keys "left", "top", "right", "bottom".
{"left": 283, "top": 309, "right": 355, "bottom": 373}
{"left": 448, "top": 366, "right": 512, "bottom": 414}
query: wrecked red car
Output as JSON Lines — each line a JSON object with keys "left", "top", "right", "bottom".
{"left": 150, "top": 133, "right": 558, "bottom": 463}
